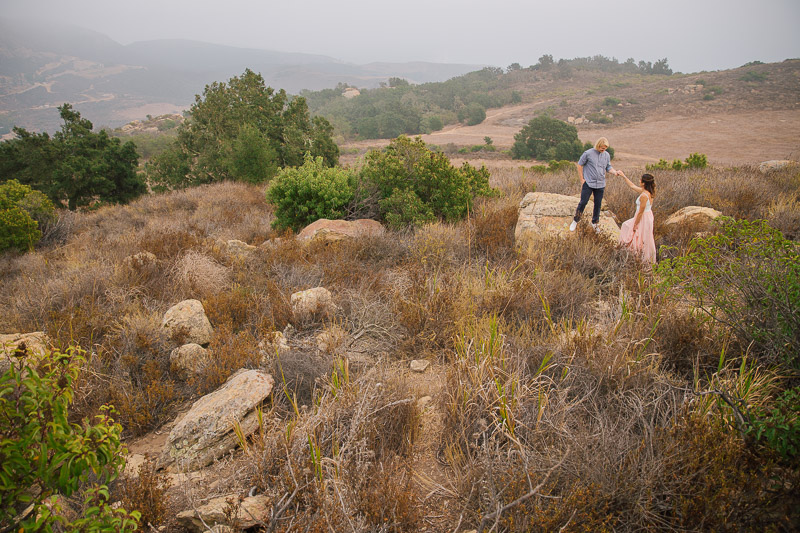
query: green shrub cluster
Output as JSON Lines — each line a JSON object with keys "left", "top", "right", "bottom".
{"left": 0, "top": 179, "right": 55, "bottom": 252}
{"left": 657, "top": 217, "right": 800, "bottom": 368}
{"left": 146, "top": 69, "right": 339, "bottom": 190}
{"left": 740, "top": 71, "right": 767, "bottom": 82}
{"left": 266, "top": 154, "right": 355, "bottom": 231}
{"left": 0, "top": 105, "right": 144, "bottom": 210}
{"left": 0, "top": 348, "right": 139, "bottom": 531}
{"left": 358, "top": 136, "right": 495, "bottom": 229}
{"left": 265, "top": 137, "right": 496, "bottom": 232}
{"left": 646, "top": 152, "right": 707, "bottom": 171}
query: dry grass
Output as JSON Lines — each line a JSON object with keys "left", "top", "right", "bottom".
{"left": 0, "top": 166, "right": 798, "bottom": 531}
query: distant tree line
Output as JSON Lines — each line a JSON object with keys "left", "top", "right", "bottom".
{"left": 302, "top": 56, "right": 672, "bottom": 141}
{"left": 302, "top": 67, "right": 521, "bottom": 140}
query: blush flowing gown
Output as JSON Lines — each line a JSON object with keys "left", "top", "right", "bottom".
{"left": 619, "top": 193, "right": 656, "bottom": 263}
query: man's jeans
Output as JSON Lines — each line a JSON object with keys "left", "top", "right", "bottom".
{"left": 573, "top": 182, "right": 605, "bottom": 224}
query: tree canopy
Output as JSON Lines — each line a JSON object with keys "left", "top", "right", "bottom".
{"left": 0, "top": 104, "right": 145, "bottom": 209}
{"left": 146, "top": 69, "right": 339, "bottom": 190}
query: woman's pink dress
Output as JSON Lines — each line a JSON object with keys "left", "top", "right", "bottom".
{"left": 619, "top": 193, "right": 656, "bottom": 263}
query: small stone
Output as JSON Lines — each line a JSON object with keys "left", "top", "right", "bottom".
{"left": 417, "top": 396, "right": 433, "bottom": 409}
{"left": 410, "top": 359, "right": 430, "bottom": 373}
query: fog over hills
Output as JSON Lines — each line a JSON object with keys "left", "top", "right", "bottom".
{"left": 0, "top": 17, "right": 483, "bottom": 134}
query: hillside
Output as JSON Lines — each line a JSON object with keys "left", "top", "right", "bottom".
{"left": 337, "top": 59, "right": 800, "bottom": 166}
{"left": 0, "top": 17, "right": 482, "bottom": 134}
{"left": 2, "top": 160, "right": 798, "bottom": 530}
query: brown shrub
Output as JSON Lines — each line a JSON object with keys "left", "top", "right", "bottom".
{"left": 172, "top": 250, "right": 230, "bottom": 297}
{"left": 115, "top": 459, "right": 171, "bottom": 529}
{"left": 471, "top": 196, "right": 520, "bottom": 260}
{"left": 191, "top": 325, "right": 261, "bottom": 395}
{"left": 353, "top": 460, "right": 421, "bottom": 532}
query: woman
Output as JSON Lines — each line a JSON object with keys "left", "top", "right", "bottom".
{"left": 617, "top": 172, "right": 656, "bottom": 264}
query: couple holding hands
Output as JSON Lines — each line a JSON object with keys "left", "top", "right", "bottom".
{"left": 569, "top": 137, "right": 656, "bottom": 264}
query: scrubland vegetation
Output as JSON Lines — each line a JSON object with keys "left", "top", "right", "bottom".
{"left": 2, "top": 156, "right": 799, "bottom": 530}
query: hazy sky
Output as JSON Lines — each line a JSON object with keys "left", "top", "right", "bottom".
{"left": 3, "top": 0, "right": 800, "bottom": 73}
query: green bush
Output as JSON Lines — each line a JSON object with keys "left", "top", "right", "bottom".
{"left": 511, "top": 116, "right": 579, "bottom": 160}
{"left": 740, "top": 71, "right": 767, "bottom": 82}
{"left": 0, "top": 347, "right": 139, "bottom": 531}
{"left": 0, "top": 179, "right": 55, "bottom": 252}
{"left": 646, "top": 153, "right": 707, "bottom": 171}
{"left": 358, "top": 136, "right": 495, "bottom": 229}
{"left": 657, "top": 217, "right": 800, "bottom": 368}
{"left": 266, "top": 153, "right": 355, "bottom": 232}
{"left": 603, "top": 97, "right": 621, "bottom": 107}
{"left": 748, "top": 387, "right": 800, "bottom": 466}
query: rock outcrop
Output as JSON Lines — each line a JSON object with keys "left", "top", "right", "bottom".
{"left": 176, "top": 494, "right": 270, "bottom": 532}
{"left": 758, "top": 160, "right": 797, "bottom": 174}
{"left": 297, "top": 218, "right": 385, "bottom": 244}
{"left": 291, "top": 287, "right": 338, "bottom": 322}
{"left": 159, "top": 369, "right": 274, "bottom": 471}
{"left": 515, "top": 192, "right": 620, "bottom": 250}
{"left": 162, "top": 299, "right": 214, "bottom": 345}
{"left": 663, "top": 206, "right": 722, "bottom": 229}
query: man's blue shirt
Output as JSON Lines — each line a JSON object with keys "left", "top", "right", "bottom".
{"left": 578, "top": 148, "right": 612, "bottom": 188}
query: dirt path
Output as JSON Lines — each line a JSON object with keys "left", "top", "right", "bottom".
{"left": 342, "top": 107, "right": 800, "bottom": 168}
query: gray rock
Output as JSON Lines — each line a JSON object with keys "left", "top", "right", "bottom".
{"left": 159, "top": 369, "right": 274, "bottom": 471}
{"left": 514, "top": 192, "right": 620, "bottom": 250}
{"left": 663, "top": 206, "right": 722, "bottom": 229}
{"left": 170, "top": 343, "right": 211, "bottom": 375}
{"left": 291, "top": 287, "right": 337, "bottom": 323}
{"left": 176, "top": 494, "right": 270, "bottom": 532}
{"left": 162, "top": 299, "right": 214, "bottom": 345}
{"left": 410, "top": 359, "right": 430, "bottom": 373}
{"left": 758, "top": 160, "right": 797, "bottom": 174}
{"left": 297, "top": 218, "right": 385, "bottom": 243}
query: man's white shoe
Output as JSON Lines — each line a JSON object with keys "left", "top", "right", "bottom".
{"left": 591, "top": 222, "right": 600, "bottom": 233}
{"left": 569, "top": 220, "right": 577, "bottom": 232}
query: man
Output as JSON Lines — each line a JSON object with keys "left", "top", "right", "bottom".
{"left": 569, "top": 137, "right": 621, "bottom": 232}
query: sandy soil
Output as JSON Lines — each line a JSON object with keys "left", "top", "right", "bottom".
{"left": 342, "top": 104, "right": 800, "bottom": 168}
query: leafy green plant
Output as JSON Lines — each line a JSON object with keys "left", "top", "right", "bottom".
{"left": 0, "top": 179, "right": 55, "bottom": 252}
{"left": 657, "top": 217, "right": 800, "bottom": 368}
{"left": 358, "top": 136, "right": 495, "bottom": 229}
{"left": 0, "top": 347, "right": 139, "bottom": 531}
{"left": 603, "top": 96, "right": 621, "bottom": 107}
{"left": 266, "top": 153, "right": 355, "bottom": 231}
{"left": 0, "top": 105, "right": 145, "bottom": 209}
{"left": 646, "top": 153, "right": 707, "bottom": 171}
{"left": 748, "top": 387, "right": 800, "bottom": 465}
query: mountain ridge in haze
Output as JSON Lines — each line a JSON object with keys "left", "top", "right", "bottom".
{"left": 0, "top": 17, "right": 484, "bottom": 134}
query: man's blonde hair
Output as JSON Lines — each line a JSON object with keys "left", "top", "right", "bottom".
{"left": 594, "top": 137, "right": 609, "bottom": 150}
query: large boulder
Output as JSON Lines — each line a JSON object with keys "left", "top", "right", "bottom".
{"left": 162, "top": 299, "right": 214, "bottom": 345}
{"left": 758, "top": 160, "right": 797, "bottom": 174}
{"left": 291, "top": 287, "right": 337, "bottom": 322}
{"left": 170, "top": 343, "right": 211, "bottom": 375}
{"left": 0, "top": 332, "right": 51, "bottom": 373}
{"left": 515, "top": 192, "right": 619, "bottom": 249}
{"left": 297, "top": 218, "right": 385, "bottom": 243}
{"left": 663, "top": 206, "right": 722, "bottom": 229}
{"left": 159, "top": 369, "right": 274, "bottom": 471}
{"left": 176, "top": 494, "right": 270, "bottom": 532}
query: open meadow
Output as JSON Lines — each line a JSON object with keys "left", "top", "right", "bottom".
{"left": 2, "top": 155, "right": 799, "bottom": 530}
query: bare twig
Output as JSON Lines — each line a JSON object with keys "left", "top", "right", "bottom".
{"left": 478, "top": 448, "right": 570, "bottom": 532}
